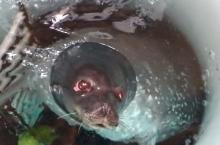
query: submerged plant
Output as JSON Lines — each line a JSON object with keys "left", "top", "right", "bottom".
{"left": 18, "top": 126, "right": 57, "bottom": 145}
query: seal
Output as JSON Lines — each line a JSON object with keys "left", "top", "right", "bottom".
{"left": 5, "top": 31, "right": 205, "bottom": 145}
{"left": 46, "top": 40, "right": 205, "bottom": 145}
{"left": 50, "top": 42, "right": 137, "bottom": 129}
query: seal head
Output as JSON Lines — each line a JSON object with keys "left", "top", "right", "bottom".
{"left": 50, "top": 42, "right": 137, "bottom": 129}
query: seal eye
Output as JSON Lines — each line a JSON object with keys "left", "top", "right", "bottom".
{"left": 113, "top": 87, "right": 124, "bottom": 101}
{"left": 73, "top": 80, "right": 92, "bottom": 93}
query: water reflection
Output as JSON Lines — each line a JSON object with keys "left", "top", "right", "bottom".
{"left": 0, "top": 1, "right": 205, "bottom": 145}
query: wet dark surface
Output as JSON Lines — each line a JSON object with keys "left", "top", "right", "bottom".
{"left": 0, "top": 2, "right": 204, "bottom": 145}
{"left": 30, "top": 3, "right": 150, "bottom": 47}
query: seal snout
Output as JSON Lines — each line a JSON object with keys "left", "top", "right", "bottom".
{"left": 85, "top": 103, "right": 119, "bottom": 128}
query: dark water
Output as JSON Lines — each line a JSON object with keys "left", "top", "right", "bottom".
{"left": 0, "top": 2, "right": 205, "bottom": 145}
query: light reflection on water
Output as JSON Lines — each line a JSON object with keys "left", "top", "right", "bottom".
{"left": 0, "top": 1, "right": 206, "bottom": 145}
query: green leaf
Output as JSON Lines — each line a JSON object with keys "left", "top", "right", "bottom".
{"left": 18, "top": 132, "right": 40, "bottom": 145}
{"left": 18, "top": 125, "right": 58, "bottom": 145}
{"left": 29, "top": 126, "right": 58, "bottom": 145}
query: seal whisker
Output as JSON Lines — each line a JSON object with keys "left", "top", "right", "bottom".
{"left": 57, "top": 112, "right": 76, "bottom": 120}
{"left": 119, "top": 120, "right": 133, "bottom": 131}
{"left": 78, "top": 122, "right": 83, "bottom": 134}
{"left": 119, "top": 114, "right": 129, "bottom": 121}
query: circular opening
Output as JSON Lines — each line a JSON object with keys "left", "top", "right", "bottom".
{"left": 50, "top": 42, "right": 137, "bottom": 113}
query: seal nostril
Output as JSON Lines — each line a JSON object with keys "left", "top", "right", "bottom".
{"left": 97, "top": 124, "right": 105, "bottom": 128}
